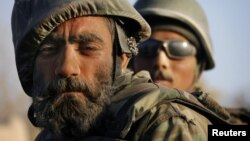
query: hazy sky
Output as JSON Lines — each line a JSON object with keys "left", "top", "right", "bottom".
{"left": 197, "top": 0, "right": 250, "bottom": 107}
{"left": 1, "top": 0, "right": 250, "bottom": 108}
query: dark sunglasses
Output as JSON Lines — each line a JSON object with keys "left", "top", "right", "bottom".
{"left": 138, "top": 38, "right": 197, "bottom": 59}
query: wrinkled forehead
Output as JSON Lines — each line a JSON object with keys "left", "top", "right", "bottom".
{"left": 42, "top": 16, "right": 112, "bottom": 45}
{"left": 53, "top": 16, "right": 111, "bottom": 37}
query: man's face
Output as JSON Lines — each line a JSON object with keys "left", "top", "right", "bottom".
{"left": 32, "top": 16, "right": 113, "bottom": 138}
{"left": 133, "top": 31, "right": 197, "bottom": 92}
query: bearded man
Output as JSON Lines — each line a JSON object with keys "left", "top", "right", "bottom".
{"left": 12, "top": 0, "right": 231, "bottom": 140}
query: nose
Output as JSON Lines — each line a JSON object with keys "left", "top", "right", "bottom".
{"left": 55, "top": 45, "right": 80, "bottom": 77}
{"left": 153, "top": 50, "right": 170, "bottom": 71}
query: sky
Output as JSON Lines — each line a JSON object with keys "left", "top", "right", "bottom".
{"left": 1, "top": 0, "right": 250, "bottom": 108}
{"left": 197, "top": 0, "right": 250, "bottom": 107}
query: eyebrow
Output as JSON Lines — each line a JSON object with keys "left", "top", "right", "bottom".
{"left": 42, "top": 33, "right": 65, "bottom": 45}
{"left": 43, "top": 32, "right": 104, "bottom": 45}
{"left": 69, "top": 33, "right": 104, "bottom": 44}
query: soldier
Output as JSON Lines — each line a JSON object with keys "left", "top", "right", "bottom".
{"left": 12, "top": 0, "right": 230, "bottom": 140}
{"left": 132, "top": 0, "right": 250, "bottom": 124}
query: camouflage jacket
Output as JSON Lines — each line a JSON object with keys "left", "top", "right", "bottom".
{"left": 226, "top": 108, "right": 250, "bottom": 125}
{"left": 36, "top": 71, "right": 231, "bottom": 141}
{"left": 193, "top": 86, "right": 250, "bottom": 125}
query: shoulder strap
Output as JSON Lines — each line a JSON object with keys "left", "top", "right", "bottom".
{"left": 106, "top": 83, "right": 231, "bottom": 139}
{"left": 157, "top": 86, "right": 231, "bottom": 124}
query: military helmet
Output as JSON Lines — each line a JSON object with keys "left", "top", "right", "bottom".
{"left": 134, "top": 0, "right": 215, "bottom": 70}
{"left": 11, "top": 0, "right": 151, "bottom": 96}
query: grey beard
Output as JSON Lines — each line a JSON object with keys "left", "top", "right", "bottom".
{"left": 31, "top": 76, "right": 112, "bottom": 139}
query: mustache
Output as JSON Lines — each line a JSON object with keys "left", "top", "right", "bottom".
{"left": 48, "top": 77, "right": 88, "bottom": 94}
{"left": 36, "top": 77, "right": 98, "bottom": 102}
{"left": 152, "top": 70, "right": 173, "bottom": 82}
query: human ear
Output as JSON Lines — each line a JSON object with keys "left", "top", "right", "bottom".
{"left": 120, "top": 53, "right": 130, "bottom": 73}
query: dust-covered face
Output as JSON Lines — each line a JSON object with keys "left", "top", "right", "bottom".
{"left": 32, "top": 16, "right": 113, "bottom": 138}
{"left": 134, "top": 31, "right": 197, "bottom": 92}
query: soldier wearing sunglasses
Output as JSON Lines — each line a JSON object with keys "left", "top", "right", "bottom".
{"left": 132, "top": 0, "right": 250, "bottom": 124}
{"left": 131, "top": 0, "right": 212, "bottom": 92}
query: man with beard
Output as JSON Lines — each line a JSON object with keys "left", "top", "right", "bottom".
{"left": 12, "top": 0, "right": 231, "bottom": 140}
{"left": 131, "top": 0, "right": 250, "bottom": 125}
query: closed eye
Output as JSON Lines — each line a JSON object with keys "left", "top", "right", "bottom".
{"left": 78, "top": 43, "right": 101, "bottom": 56}
{"left": 38, "top": 43, "right": 58, "bottom": 56}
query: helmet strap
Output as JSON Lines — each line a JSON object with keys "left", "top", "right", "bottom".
{"left": 112, "top": 24, "right": 123, "bottom": 85}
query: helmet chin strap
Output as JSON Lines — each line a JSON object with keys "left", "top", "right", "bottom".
{"left": 112, "top": 23, "right": 123, "bottom": 85}
{"left": 112, "top": 21, "right": 139, "bottom": 88}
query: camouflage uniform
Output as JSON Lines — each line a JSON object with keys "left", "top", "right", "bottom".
{"left": 36, "top": 71, "right": 230, "bottom": 141}
{"left": 11, "top": 0, "right": 231, "bottom": 141}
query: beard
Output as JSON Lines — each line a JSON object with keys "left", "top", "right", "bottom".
{"left": 31, "top": 68, "right": 113, "bottom": 138}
